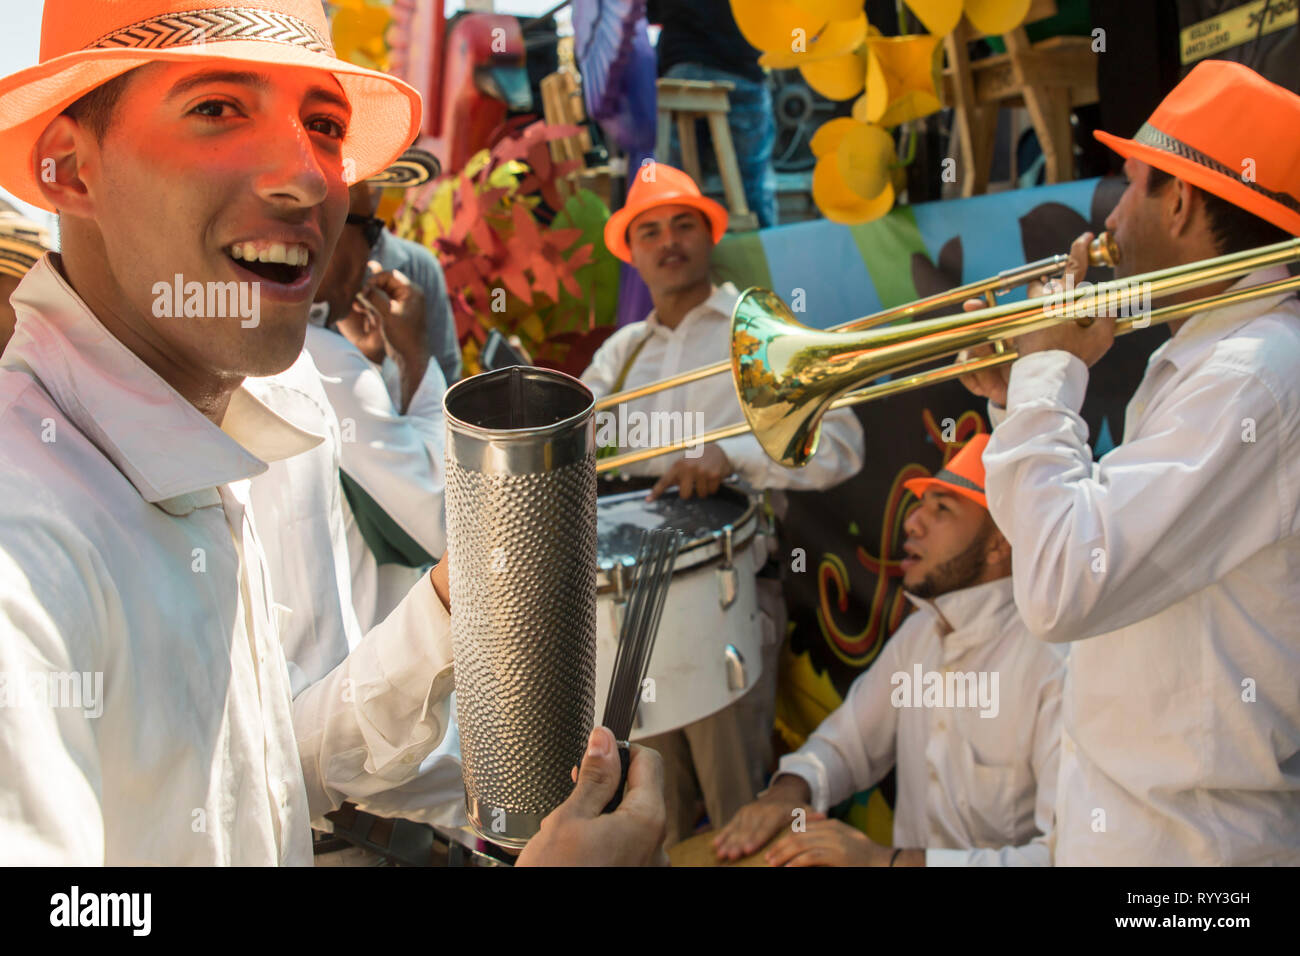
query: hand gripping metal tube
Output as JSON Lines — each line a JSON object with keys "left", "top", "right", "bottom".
{"left": 443, "top": 366, "right": 598, "bottom": 847}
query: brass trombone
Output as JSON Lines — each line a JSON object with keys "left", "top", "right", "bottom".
{"left": 595, "top": 236, "right": 1300, "bottom": 473}
{"left": 593, "top": 234, "right": 1119, "bottom": 412}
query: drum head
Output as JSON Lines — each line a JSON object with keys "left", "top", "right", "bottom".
{"left": 596, "top": 481, "right": 758, "bottom": 586}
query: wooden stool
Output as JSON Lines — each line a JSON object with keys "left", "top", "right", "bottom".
{"left": 539, "top": 69, "right": 612, "bottom": 208}
{"left": 941, "top": 0, "right": 1099, "bottom": 196}
{"left": 655, "top": 78, "right": 760, "bottom": 232}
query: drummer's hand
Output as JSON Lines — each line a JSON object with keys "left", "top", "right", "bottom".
{"left": 1015, "top": 231, "right": 1116, "bottom": 367}
{"left": 712, "top": 774, "right": 811, "bottom": 861}
{"left": 648, "top": 445, "right": 732, "bottom": 501}
{"left": 516, "top": 727, "right": 669, "bottom": 867}
{"left": 765, "top": 813, "right": 897, "bottom": 867}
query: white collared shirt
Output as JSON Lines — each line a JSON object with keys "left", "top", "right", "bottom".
{"left": 304, "top": 324, "right": 446, "bottom": 629}
{"left": 244, "top": 354, "right": 464, "bottom": 829}
{"left": 775, "top": 578, "right": 1065, "bottom": 866}
{"left": 985, "top": 265, "right": 1300, "bottom": 865}
{"left": 0, "top": 257, "right": 455, "bottom": 864}
{"left": 581, "top": 283, "right": 865, "bottom": 490}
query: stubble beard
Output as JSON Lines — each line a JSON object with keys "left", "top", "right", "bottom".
{"left": 907, "top": 524, "right": 993, "bottom": 601}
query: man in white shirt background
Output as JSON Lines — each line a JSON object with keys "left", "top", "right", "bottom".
{"left": 582, "top": 162, "right": 866, "bottom": 844}
{"left": 960, "top": 60, "right": 1300, "bottom": 865}
{"left": 0, "top": 0, "right": 665, "bottom": 867}
{"left": 713, "top": 435, "right": 1065, "bottom": 866}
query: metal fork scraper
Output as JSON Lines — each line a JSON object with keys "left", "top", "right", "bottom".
{"left": 443, "top": 366, "right": 598, "bottom": 848}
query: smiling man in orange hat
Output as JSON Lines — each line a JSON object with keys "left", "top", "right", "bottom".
{"left": 0, "top": 0, "right": 666, "bottom": 866}
{"left": 582, "top": 162, "right": 865, "bottom": 844}
{"left": 961, "top": 59, "right": 1300, "bottom": 865}
{"left": 714, "top": 434, "right": 1067, "bottom": 867}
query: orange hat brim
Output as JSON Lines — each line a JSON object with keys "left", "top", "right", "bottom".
{"left": 902, "top": 474, "right": 987, "bottom": 510}
{"left": 1094, "top": 128, "right": 1300, "bottom": 237}
{"left": 603, "top": 191, "right": 729, "bottom": 263}
{"left": 0, "top": 43, "right": 422, "bottom": 212}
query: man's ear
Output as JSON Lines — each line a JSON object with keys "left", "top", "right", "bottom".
{"left": 33, "top": 115, "right": 97, "bottom": 219}
{"left": 986, "top": 522, "right": 1012, "bottom": 569}
{"left": 1166, "top": 176, "right": 1199, "bottom": 240}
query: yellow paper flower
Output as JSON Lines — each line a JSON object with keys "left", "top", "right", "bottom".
{"left": 756, "top": 12, "right": 868, "bottom": 68}
{"left": 732, "top": 0, "right": 829, "bottom": 54}
{"left": 812, "top": 153, "right": 896, "bottom": 225}
{"left": 855, "top": 34, "right": 943, "bottom": 128}
{"left": 797, "top": 46, "right": 868, "bottom": 100}
{"left": 903, "top": 0, "right": 962, "bottom": 36}
{"left": 809, "top": 117, "right": 863, "bottom": 157}
{"left": 964, "top": 0, "right": 1032, "bottom": 35}
{"left": 835, "top": 121, "right": 895, "bottom": 200}
{"left": 330, "top": 0, "right": 393, "bottom": 73}
{"left": 790, "top": 0, "right": 870, "bottom": 21}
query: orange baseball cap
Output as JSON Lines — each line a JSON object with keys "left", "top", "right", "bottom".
{"left": 603, "top": 162, "right": 728, "bottom": 263}
{"left": 903, "top": 433, "right": 990, "bottom": 509}
{"left": 0, "top": 0, "right": 423, "bottom": 213}
{"left": 1094, "top": 60, "right": 1300, "bottom": 236}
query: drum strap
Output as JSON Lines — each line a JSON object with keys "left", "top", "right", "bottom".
{"left": 597, "top": 328, "right": 656, "bottom": 464}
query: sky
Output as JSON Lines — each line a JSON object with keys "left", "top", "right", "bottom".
{"left": 0, "top": 2, "right": 566, "bottom": 229}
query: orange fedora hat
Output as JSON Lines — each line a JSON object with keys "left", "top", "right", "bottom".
{"left": 904, "top": 433, "right": 991, "bottom": 509}
{"left": 0, "top": 0, "right": 423, "bottom": 212}
{"left": 1094, "top": 59, "right": 1300, "bottom": 236}
{"left": 604, "top": 162, "right": 728, "bottom": 263}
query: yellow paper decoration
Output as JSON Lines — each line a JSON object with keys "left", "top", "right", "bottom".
{"left": 757, "top": 12, "right": 868, "bottom": 68}
{"left": 964, "top": 0, "right": 1033, "bottom": 36}
{"left": 835, "top": 121, "right": 895, "bottom": 200}
{"left": 902, "top": 0, "right": 962, "bottom": 36}
{"left": 812, "top": 153, "right": 896, "bottom": 225}
{"left": 731, "top": 0, "right": 829, "bottom": 55}
{"left": 790, "top": 0, "right": 869, "bottom": 21}
{"left": 809, "top": 116, "right": 862, "bottom": 157}
{"left": 859, "top": 34, "right": 943, "bottom": 128}
{"left": 330, "top": 0, "right": 393, "bottom": 73}
{"left": 797, "top": 46, "right": 868, "bottom": 100}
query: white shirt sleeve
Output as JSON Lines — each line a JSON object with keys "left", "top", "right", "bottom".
{"left": 291, "top": 571, "right": 456, "bottom": 818}
{"left": 926, "top": 648, "right": 1064, "bottom": 867}
{"left": 580, "top": 325, "right": 642, "bottom": 401}
{"left": 773, "top": 631, "right": 904, "bottom": 813}
{"left": 985, "top": 349, "right": 1297, "bottom": 642}
{"left": 306, "top": 326, "right": 447, "bottom": 558}
{"left": 0, "top": 539, "right": 106, "bottom": 864}
{"left": 718, "top": 406, "right": 865, "bottom": 491}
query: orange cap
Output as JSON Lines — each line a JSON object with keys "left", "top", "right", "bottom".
{"left": 903, "top": 433, "right": 990, "bottom": 509}
{"left": 0, "top": 0, "right": 423, "bottom": 212}
{"left": 603, "top": 162, "right": 728, "bottom": 263}
{"left": 1094, "top": 60, "right": 1300, "bottom": 236}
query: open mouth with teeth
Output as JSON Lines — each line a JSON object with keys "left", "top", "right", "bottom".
{"left": 226, "top": 241, "right": 311, "bottom": 285}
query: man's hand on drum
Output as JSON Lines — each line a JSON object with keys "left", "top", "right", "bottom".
{"left": 516, "top": 727, "right": 669, "bottom": 867}
{"left": 765, "top": 813, "right": 923, "bottom": 867}
{"left": 712, "top": 774, "right": 812, "bottom": 861}
{"left": 957, "top": 230, "right": 1115, "bottom": 407}
{"left": 647, "top": 444, "right": 732, "bottom": 501}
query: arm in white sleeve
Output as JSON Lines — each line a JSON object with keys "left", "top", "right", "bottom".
{"left": 773, "top": 629, "right": 904, "bottom": 812}
{"left": 926, "top": 647, "right": 1065, "bottom": 867}
{"left": 984, "top": 349, "right": 1296, "bottom": 642}
{"left": 580, "top": 325, "right": 644, "bottom": 401}
{"left": 292, "top": 571, "right": 455, "bottom": 818}
{"left": 0, "top": 534, "right": 106, "bottom": 864}
{"left": 306, "top": 325, "right": 447, "bottom": 558}
{"left": 718, "top": 406, "right": 865, "bottom": 491}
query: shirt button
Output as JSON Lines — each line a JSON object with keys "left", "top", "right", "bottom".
{"left": 936, "top": 720, "right": 946, "bottom": 731}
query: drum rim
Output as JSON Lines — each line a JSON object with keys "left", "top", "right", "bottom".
{"left": 595, "top": 483, "right": 761, "bottom": 588}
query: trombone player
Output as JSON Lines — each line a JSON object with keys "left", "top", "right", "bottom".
{"left": 960, "top": 60, "right": 1300, "bottom": 865}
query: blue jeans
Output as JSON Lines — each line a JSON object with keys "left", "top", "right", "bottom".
{"left": 664, "top": 62, "right": 778, "bottom": 228}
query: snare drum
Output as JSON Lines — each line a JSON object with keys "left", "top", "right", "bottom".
{"left": 594, "top": 482, "right": 765, "bottom": 739}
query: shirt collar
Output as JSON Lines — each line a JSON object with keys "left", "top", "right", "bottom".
{"left": 645, "top": 282, "right": 741, "bottom": 336}
{"left": 1148, "top": 264, "right": 1297, "bottom": 373}
{"left": 2, "top": 255, "right": 322, "bottom": 504}
{"left": 905, "top": 576, "right": 1016, "bottom": 649}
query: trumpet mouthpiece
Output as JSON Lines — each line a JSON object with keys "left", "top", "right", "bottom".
{"left": 1090, "top": 232, "right": 1119, "bottom": 268}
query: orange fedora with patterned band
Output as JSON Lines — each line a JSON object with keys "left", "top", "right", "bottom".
{"left": 0, "top": 0, "right": 422, "bottom": 212}
{"left": 1094, "top": 59, "right": 1300, "bottom": 236}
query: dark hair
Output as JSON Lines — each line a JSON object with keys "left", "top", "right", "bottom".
{"left": 61, "top": 70, "right": 138, "bottom": 141}
{"left": 1145, "top": 166, "right": 1290, "bottom": 255}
